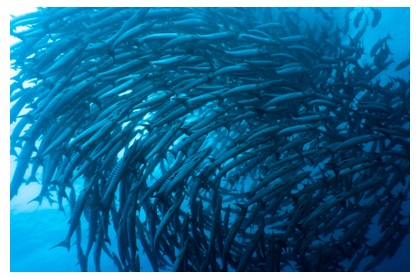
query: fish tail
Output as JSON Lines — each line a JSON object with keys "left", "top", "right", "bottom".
{"left": 50, "top": 239, "right": 71, "bottom": 251}
{"left": 26, "top": 174, "right": 39, "bottom": 185}
{"left": 58, "top": 204, "right": 66, "bottom": 215}
{"left": 27, "top": 195, "right": 43, "bottom": 206}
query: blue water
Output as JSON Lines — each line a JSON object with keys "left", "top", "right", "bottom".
{"left": 10, "top": 7, "right": 410, "bottom": 272}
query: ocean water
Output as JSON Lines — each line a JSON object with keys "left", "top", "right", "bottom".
{"left": 10, "top": 7, "right": 410, "bottom": 272}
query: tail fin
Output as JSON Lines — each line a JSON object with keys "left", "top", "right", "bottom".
{"left": 28, "top": 192, "right": 56, "bottom": 206}
{"left": 27, "top": 194, "right": 45, "bottom": 206}
{"left": 50, "top": 239, "right": 71, "bottom": 251}
{"left": 26, "top": 174, "right": 39, "bottom": 185}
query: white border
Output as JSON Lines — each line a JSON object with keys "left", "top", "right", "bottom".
{"left": 4, "top": 0, "right": 416, "bottom": 8}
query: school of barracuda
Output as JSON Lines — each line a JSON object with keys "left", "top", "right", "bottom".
{"left": 10, "top": 7, "right": 409, "bottom": 272}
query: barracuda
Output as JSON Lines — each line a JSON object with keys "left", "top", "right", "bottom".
{"left": 10, "top": 7, "right": 409, "bottom": 272}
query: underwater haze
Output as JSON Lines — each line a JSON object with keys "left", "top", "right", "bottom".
{"left": 10, "top": 7, "right": 409, "bottom": 272}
